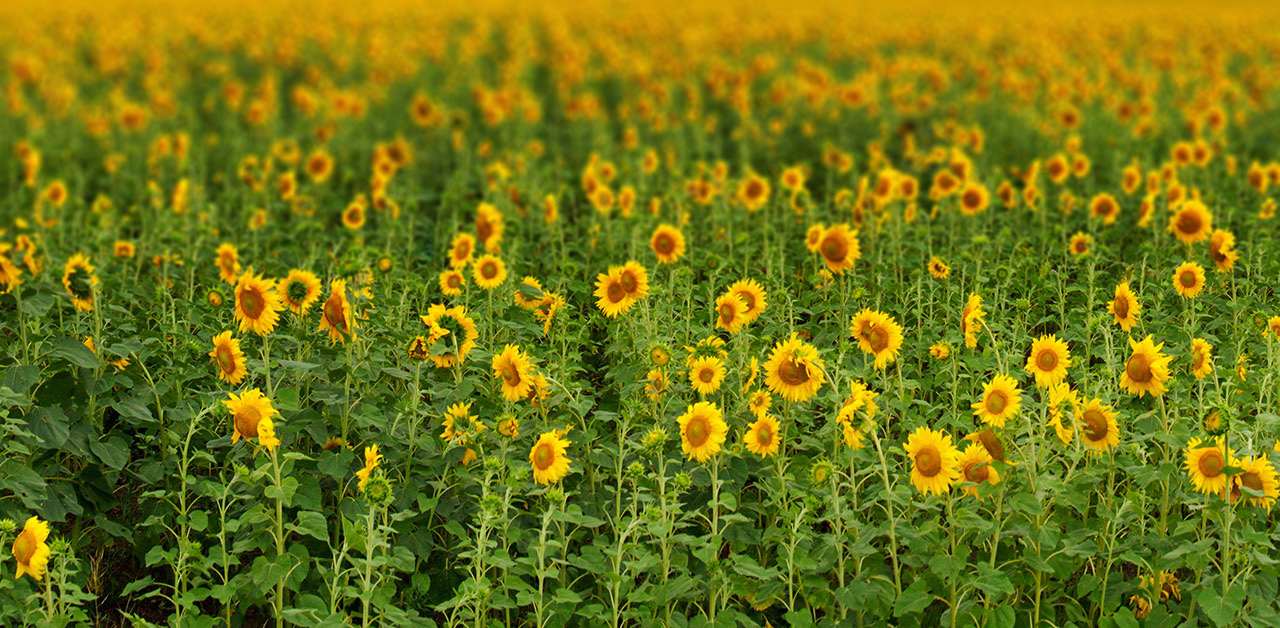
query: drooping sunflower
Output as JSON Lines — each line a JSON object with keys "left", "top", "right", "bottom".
{"left": 650, "top": 224, "right": 686, "bottom": 264}
{"left": 903, "top": 426, "right": 961, "bottom": 496}
{"left": 1107, "top": 282, "right": 1142, "bottom": 331}
{"left": 475, "top": 202, "right": 505, "bottom": 252}
{"left": 927, "top": 257, "right": 950, "bottom": 280}
{"left": 677, "top": 401, "right": 728, "bottom": 462}
{"left": 473, "top": 254, "right": 507, "bottom": 290}
{"left": 317, "top": 279, "right": 353, "bottom": 344}
{"left": 62, "top": 253, "right": 99, "bottom": 312}
{"left": 208, "top": 331, "right": 247, "bottom": 385}
{"left": 957, "top": 443, "right": 1000, "bottom": 498}
{"left": 356, "top": 444, "right": 382, "bottom": 492}
{"left": 11, "top": 516, "right": 51, "bottom": 581}
{"left": 1190, "top": 338, "right": 1214, "bottom": 380}
{"left": 1184, "top": 437, "right": 1233, "bottom": 497}
{"left": 1231, "top": 455, "right": 1280, "bottom": 511}
{"left": 972, "top": 374, "right": 1023, "bottom": 428}
{"left": 687, "top": 355, "right": 727, "bottom": 396}
{"left": 449, "top": 233, "right": 476, "bottom": 268}
{"left": 1120, "top": 335, "right": 1173, "bottom": 398}
{"left": 764, "top": 333, "right": 826, "bottom": 403}
{"left": 743, "top": 414, "right": 781, "bottom": 458}
{"left": 714, "top": 293, "right": 748, "bottom": 334}
{"left": 961, "top": 293, "right": 986, "bottom": 348}
{"left": 420, "top": 304, "right": 478, "bottom": 368}
{"left": 848, "top": 309, "right": 904, "bottom": 370}
{"left": 1208, "top": 229, "right": 1239, "bottom": 272}
{"left": 234, "top": 268, "right": 283, "bottom": 336}
{"left": 215, "top": 243, "right": 240, "bottom": 284}
{"left": 530, "top": 429, "right": 573, "bottom": 485}
{"left": 1168, "top": 200, "right": 1213, "bottom": 244}
{"left": 492, "top": 344, "right": 535, "bottom": 401}
{"left": 1068, "top": 232, "right": 1092, "bottom": 256}
{"left": 224, "top": 388, "right": 280, "bottom": 450}
{"left": 439, "top": 269, "right": 465, "bottom": 296}
{"left": 1076, "top": 398, "right": 1120, "bottom": 453}
{"left": 645, "top": 369, "right": 668, "bottom": 400}
{"left": 815, "top": 224, "right": 861, "bottom": 274}
{"left": 1025, "top": 335, "right": 1071, "bottom": 388}
{"left": 279, "top": 269, "right": 321, "bottom": 315}
{"left": 1172, "top": 261, "right": 1205, "bottom": 298}
{"left": 728, "top": 279, "right": 767, "bottom": 323}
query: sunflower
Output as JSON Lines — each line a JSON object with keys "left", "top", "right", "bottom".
{"left": 1120, "top": 335, "right": 1173, "bottom": 398}
{"left": 542, "top": 195, "right": 559, "bottom": 223}
{"left": 449, "top": 233, "right": 476, "bottom": 268}
{"left": 737, "top": 173, "right": 771, "bottom": 211}
{"left": 764, "top": 333, "right": 826, "bottom": 403}
{"left": 927, "top": 257, "right": 950, "bottom": 279}
{"left": 0, "top": 248, "right": 22, "bottom": 295}
{"left": 533, "top": 292, "right": 564, "bottom": 335}
{"left": 224, "top": 388, "right": 280, "bottom": 450}
{"left": 1231, "top": 456, "right": 1280, "bottom": 511}
{"left": 972, "top": 374, "right": 1023, "bottom": 428}
{"left": 1168, "top": 200, "right": 1213, "bottom": 244}
{"left": 279, "top": 269, "right": 321, "bottom": 315}
{"left": 849, "top": 309, "right": 904, "bottom": 370}
{"left": 317, "top": 279, "right": 353, "bottom": 344}
{"left": 420, "top": 304, "right": 478, "bottom": 367}
{"left": 1076, "top": 398, "right": 1119, "bottom": 453}
{"left": 492, "top": 344, "right": 535, "bottom": 401}
{"left": 62, "top": 253, "right": 99, "bottom": 312}
{"left": 957, "top": 443, "right": 1000, "bottom": 498}
{"left": 1107, "top": 282, "right": 1142, "bottom": 331}
{"left": 473, "top": 254, "right": 507, "bottom": 290}
{"left": 1190, "top": 338, "right": 1214, "bottom": 380}
{"left": 530, "top": 429, "right": 573, "bottom": 485}
{"left": 815, "top": 224, "right": 861, "bottom": 274}
{"left": 688, "top": 355, "right": 727, "bottom": 396}
{"left": 1068, "top": 232, "right": 1092, "bottom": 256}
{"left": 650, "top": 224, "right": 686, "bottom": 264}
{"left": 439, "top": 269, "right": 465, "bottom": 296}
{"left": 234, "top": 268, "right": 283, "bottom": 336}
{"left": 903, "top": 426, "right": 961, "bottom": 496}
{"left": 11, "top": 516, "right": 51, "bottom": 581}
{"left": 305, "top": 149, "right": 333, "bottom": 183}
{"left": 714, "top": 293, "right": 748, "bottom": 334}
{"left": 215, "top": 243, "right": 240, "bottom": 284}
{"left": 1208, "top": 229, "right": 1239, "bottom": 272}
{"left": 440, "top": 403, "right": 477, "bottom": 443}
{"left": 475, "top": 202, "right": 505, "bottom": 252}
{"left": 342, "top": 201, "right": 366, "bottom": 230}
{"left": 645, "top": 369, "right": 668, "bottom": 400}
{"left": 961, "top": 293, "right": 986, "bottom": 348}
{"left": 1184, "top": 437, "right": 1233, "bottom": 496}
{"left": 1172, "top": 261, "right": 1205, "bottom": 298}
{"left": 1269, "top": 316, "right": 1280, "bottom": 341}
{"left": 958, "top": 182, "right": 989, "bottom": 216}
{"left": 512, "top": 276, "right": 545, "bottom": 309}
{"left": 114, "top": 240, "right": 136, "bottom": 258}
{"left": 743, "top": 414, "right": 781, "bottom": 458}
{"left": 748, "top": 390, "right": 772, "bottom": 416}
{"left": 804, "top": 224, "right": 825, "bottom": 253}
{"left": 728, "top": 279, "right": 767, "bottom": 323}
{"left": 356, "top": 444, "right": 382, "bottom": 492}
{"left": 1089, "top": 193, "right": 1120, "bottom": 225}
{"left": 208, "top": 331, "right": 247, "bottom": 385}
{"left": 677, "top": 401, "right": 728, "bottom": 462}
{"left": 408, "top": 336, "right": 431, "bottom": 360}
{"left": 594, "top": 266, "right": 633, "bottom": 318}
{"left": 617, "top": 261, "right": 650, "bottom": 300}
{"left": 1025, "top": 335, "right": 1071, "bottom": 388}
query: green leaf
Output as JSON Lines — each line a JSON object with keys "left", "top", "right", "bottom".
{"left": 1198, "top": 585, "right": 1244, "bottom": 627}
{"left": 893, "top": 577, "right": 933, "bottom": 617}
{"left": 293, "top": 511, "right": 330, "bottom": 541}
{"left": 51, "top": 336, "right": 100, "bottom": 368}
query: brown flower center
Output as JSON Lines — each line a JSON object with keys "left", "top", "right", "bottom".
{"left": 1179, "top": 271, "right": 1196, "bottom": 288}
{"left": 501, "top": 362, "right": 521, "bottom": 387}
{"left": 776, "top": 358, "right": 809, "bottom": 386}
{"left": 699, "top": 367, "right": 715, "bottom": 383}
{"left": 1198, "top": 450, "right": 1224, "bottom": 478}
{"left": 12, "top": 530, "right": 35, "bottom": 564}
{"left": 240, "top": 287, "right": 266, "bottom": 319}
{"left": 820, "top": 234, "right": 847, "bottom": 263}
{"left": 533, "top": 443, "right": 555, "bottom": 470}
{"left": 477, "top": 220, "right": 493, "bottom": 242}
{"left": 480, "top": 262, "right": 498, "bottom": 279}
{"left": 718, "top": 303, "right": 737, "bottom": 325}
{"left": 1113, "top": 295, "right": 1129, "bottom": 319}
{"left": 755, "top": 424, "right": 773, "bottom": 446}
{"left": 1176, "top": 211, "right": 1202, "bottom": 235}
{"left": 654, "top": 233, "right": 675, "bottom": 255}
{"left": 606, "top": 280, "right": 626, "bottom": 304}
{"left": 216, "top": 345, "right": 235, "bottom": 374}
{"left": 986, "top": 391, "right": 1008, "bottom": 414}
{"left": 235, "top": 406, "right": 262, "bottom": 439}
{"left": 1126, "top": 353, "right": 1152, "bottom": 383}
{"left": 1082, "top": 409, "right": 1108, "bottom": 441}
{"left": 916, "top": 447, "right": 941, "bottom": 477}
{"left": 619, "top": 272, "right": 638, "bottom": 294}
{"left": 964, "top": 460, "right": 989, "bottom": 483}
{"left": 323, "top": 294, "right": 346, "bottom": 330}
{"left": 686, "top": 416, "right": 710, "bottom": 448}
{"left": 1037, "top": 349, "right": 1058, "bottom": 371}
{"left": 962, "top": 189, "right": 982, "bottom": 209}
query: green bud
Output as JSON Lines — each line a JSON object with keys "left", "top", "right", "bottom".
{"left": 674, "top": 472, "right": 692, "bottom": 492}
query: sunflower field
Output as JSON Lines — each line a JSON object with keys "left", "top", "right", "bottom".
{"left": 5, "top": 0, "right": 1280, "bottom": 626}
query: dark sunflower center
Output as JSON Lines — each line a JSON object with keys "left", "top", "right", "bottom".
{"left": 606, "top": 280, "right": 626, "bottom": 303}
{"left": 1037, "top": 350, "right": 1058, "bottom": 371}
{"left": 1198, "top": 450, "right": 1224, "bottom": 477}
{"left": 655, "top": 233, "right": 674, "bottom": 254}
{"left": 718, "top": 303, "right": 737, "bottom": 324}
{"left": 241, "top": 288, "right": 265, "bottom": 318}
{"left": 13, "top": 532, "right": 34, "bottom": 563}
{"left": 1177, "top": 211, "right": 1201, "bottom": 235}
{"left": 756, "top": 424, "right": 773, "bottom": 445}
{"left": 448, "top": 274, "right": 461, "bottom": 288}
{"left": 1082, "top": 409, "right": 1108, "bottom": 441}
{"left": 986, "top": 391, "right": 1008, "bottom": 414}
{"left": 217, "top": 345, "right": 235, "bottom": 373}
{"left": 501, "top": 362, "right": 521, "bottom": 387}
{"left": 1179, "top": 271, "right": 1196, "bottom": 288}
{"left": 480, "top": 262, "right": 498, "bottom": 279}
{"left": 736, "top": 291, "right": 756, "bottom": 311}
{"left": 699, "top": 367, "right": 715, "bottom": 383}
{"left": 963, "top": 190, "right": 981, "bottom": 208}
{"left": 820, "top": 235, "right": 847, "bottom": 262}
{"left": 777, "top": 358, "right": 809, "bottom": 386}
{"left": 747, "top": 180, "right": 764, "bottom": 199}
{"left": 977, "top": 429, "right": 1005, "bottom": 461}
{"left": 867, "top": 325, "right": 890, "bottom": 353}
{"left": 1126, "top": 353, "right": 1152, "bottom": 383}
{"left": 916, "top": 447, "right": 941, "bottom": 476}
{"left": 455, "top": 241, "right": 472, "bottom": 259}
{"left": 619, "top": 272, "right": 638, "bottom": 293}
{"left": 1241, "top": 471, "right": 1264, "bottom": 492}
{"left": 1193, "top": 350, "right": 1205, "bottom": 370}
{"left": 477, "top": 221, "right": 493, "bottom": 242}
{"left": 1114, "top": 295, "right": 1129, "bottom": 318}
{"left": 324, "top": 294, "right": 346, "bottom": 329}
{"left": 964, "top": 461, "right": 989, "bottom": 483}
{"left": 236, "top": 406, "right": 262, "bottom": 439}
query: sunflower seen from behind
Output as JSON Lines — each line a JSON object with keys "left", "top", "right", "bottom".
{"left": 677, "top": 401, "right": 728, "bottom": 462}
{"left": 420, "top": 304, "right": 478, "bottom": 368}
{"left": 279, "top": 269, "right": 321, "bottom": 315}
{"left": 903, "top": 426, "right": 961, "bottom": 496}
